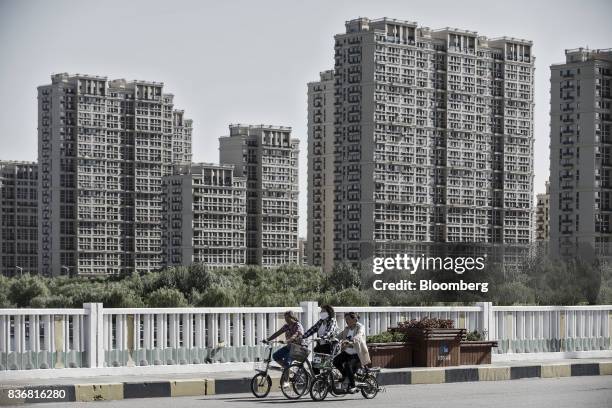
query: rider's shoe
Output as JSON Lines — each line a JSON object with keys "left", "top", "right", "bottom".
{"left": 347, "top": 387, "right": 358, "bottom": 394}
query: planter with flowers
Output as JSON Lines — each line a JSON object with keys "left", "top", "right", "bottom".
{"left": 460, "top": 330, "right": 498, "bottom": 365}
{"left": 366, "top": 331, "right": 412, "bottom": 368}
{"left": 390, "top": 317, "right": 466, "bottom": 367}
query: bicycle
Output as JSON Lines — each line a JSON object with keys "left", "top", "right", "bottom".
{"left": 280, "top": 337, "right": 343, "bottom": 399}
{"left": 279, "top": 340, "right": 312, "bottom": 399}
{"left": 250, "top": 340, "right": 283, "bottom": 398}
{"left": 310, "top": 357, "right": 381, "bottom": 401}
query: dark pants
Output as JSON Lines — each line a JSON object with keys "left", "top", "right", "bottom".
{"left": 333, "top": 351, "right": 360, "bottom": 387}
{"left": 273, "top": 345, "right": 292, "bottom": 369}
{"left": 313, "top": 343, "right": 332, "bottom": 374}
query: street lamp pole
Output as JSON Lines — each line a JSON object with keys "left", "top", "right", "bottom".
{"left": 15, "top": 266, "right": 23, "bottom": 277}
{"left": 61, "top": 265, "right": 70, "bottom": 277}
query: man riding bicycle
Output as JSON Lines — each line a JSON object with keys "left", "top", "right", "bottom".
{"left": 333, "top": 311, "right": 371, "bottom": 394}
{"left": 264, "top": 310, "right": 305, "bottom": 369}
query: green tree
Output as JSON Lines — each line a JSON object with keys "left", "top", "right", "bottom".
{"left": 327, "top": 262, "right": 361, "bottom": 291}
{"left": 319, "top": 287, "right": 369, "bottom": 306}
{"left": 30, "top": 294, "right": 73, "bottom": 308}
{"left": 9, "top": 274, "right": 50, "bottom": 307}
{"left": 146, "top": 287, "right": 188, "bottom": 307}
{"left": 104, "top": 284, "right": 145, "bottom": 308}
{"left": 0, "top": 275, "right": 13, "bottom": 307}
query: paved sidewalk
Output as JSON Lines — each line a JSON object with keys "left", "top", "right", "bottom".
{"left": 0, "top": 358, "right": 611, "bottom": 405}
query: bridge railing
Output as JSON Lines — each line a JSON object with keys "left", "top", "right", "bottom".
{"left": 491, "top": 305, "right": 612, "bottom": 354}
{"left": 0, "top": 307, "right": 89, "bottom": 370}
{"left": 102, "top": 305, "right": 304, "bottom": 368}
{"left": 1, "top": 302, "right": 611, "bottom": 370}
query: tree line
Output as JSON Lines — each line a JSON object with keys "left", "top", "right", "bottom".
{"left": 0, "top": 252, "right": 610, "bottom": 308}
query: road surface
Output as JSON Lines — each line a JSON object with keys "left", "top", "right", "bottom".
{"left": 24, "top": 376, "right": 612, "bottom": 408}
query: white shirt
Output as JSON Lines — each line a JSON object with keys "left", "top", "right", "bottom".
{"left": 317, "top": 323, "right": 327, "bottom": 337}
{"left": 344, "top": 328, "right": 357, "bottom": 355}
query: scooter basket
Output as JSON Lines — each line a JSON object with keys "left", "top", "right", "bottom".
{"left": 312, "top": 352, "right": 332, "bottom": 368}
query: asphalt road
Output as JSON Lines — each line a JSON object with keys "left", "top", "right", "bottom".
{"left": 26, "top": 376, "right": 612, "bottom": 408}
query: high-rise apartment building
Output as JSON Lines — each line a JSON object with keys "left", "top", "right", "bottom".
{"left": 307, "top": 70, "right": 335, "bottom": 271}
{"left": 162, "top": 163, "right": 247, "bottom": 268}
{"left": 38, "top": 73, "right": 192, "bottom": 276}
{"left": 549, "top": 48, "right": 612, "bottom": 259}
{"left": 308, "top": 18, "right": 534, "bottom": 270}
{"left": 536, "top": 181, "right": 550, "bottom": 241}
{"left": 0, "top": 161, "right": 38, "bottom": 276}
{"left": 219, "top": 124, "right": 299, "bottom": 267}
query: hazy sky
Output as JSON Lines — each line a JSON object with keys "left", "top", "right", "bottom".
{"left": 1, "top": 0, "right": 611, "bottom": 237}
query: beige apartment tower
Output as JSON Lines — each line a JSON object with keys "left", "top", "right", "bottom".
{"left": 0, "top": 161, "right": 38, "bottom": 276}
{"left": 38, "top": 73, "right": 192, "bottom": 276}
{"left": 308, "top": 18, "right": 535, "bottom": 270}
{"left": 549, "top": 48, "right": 612, "bottom": 259}
{"left": 162, "top": 163, "right": 246, "bottom": 268}
{"left": 219, "top": 124, "right": 299, "bottom": 267}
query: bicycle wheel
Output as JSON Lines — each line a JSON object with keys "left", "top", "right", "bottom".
{"left": 360, "top": 374, "right": 379, "bottom": 399}
{"left": 250, "top": 373, "right": 271, "bottom": 398}
{"left": 280, "top": 364, "right": 310, "bottom": 399}
{"left": 309, "top": 375, "right": 330, "bottom": 401}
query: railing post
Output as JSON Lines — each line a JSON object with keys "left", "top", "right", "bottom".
{"left": 84, "top": 302, "right": 104, "bottom": 368}
{"left": 97, "top": 303, "right": 105, "bottom": 368}
{"left": 478, "top": 302, "right": 493, "bottom": 340}
{"left": 300, "top": 301, "right": 318, "bottom": 334}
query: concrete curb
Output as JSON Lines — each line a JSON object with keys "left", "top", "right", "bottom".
{"left": 1, "top": 361, "right": 611, "bottom": 405}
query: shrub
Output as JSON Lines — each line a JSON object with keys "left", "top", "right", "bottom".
{"left": 397, "top": 317, "right": 455, "bottom": 330}
{"left": 366, "top": 331, "right": 406, "bottom": 343}
{"left": 9, "top": 274, "right": 50, "bottom": 307}
{"left": 326, "top": 262, "right": 361, "bottom": 291}
{"left": 465, "top": 330, "right": 485, "bottom": 341}
{"left": 146, "top": 287, "right": 188, "bottom": 307}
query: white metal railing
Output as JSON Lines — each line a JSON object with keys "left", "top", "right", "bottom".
{"left": 102, "top": 306, "right": 305, "bottom": 367}
{"left": 491, "top": 305, "right": 612, "bottom": 353}
{"left": 0, "top": 302, "right": 610, "bottom": 370}
{"left": 0, "top": 308, "right": 89, "bottom": 370}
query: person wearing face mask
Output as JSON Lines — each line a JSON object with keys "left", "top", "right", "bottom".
{"left": 303, "top": 305, "right": 338, "bottom": 356}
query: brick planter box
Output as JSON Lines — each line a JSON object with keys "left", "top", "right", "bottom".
{"left": 395, "top": 328, "right": 466, "bottom": 367}
{"left": 459, "top": 341, "right": 498, "bottom": 365}
{"left": 368, "top": 342, "right": 412, "bottom": 368}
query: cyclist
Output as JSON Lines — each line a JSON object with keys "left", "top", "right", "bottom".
{"left": 264, "top": 310, "right": 305, "bottom": 369}
{"left": 303, "top": 305, "right": 338, "bottom": 373}
{"left": 333, "top": 311, "right": 371, "bottom": 394}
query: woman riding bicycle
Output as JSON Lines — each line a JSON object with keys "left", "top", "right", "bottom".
{"left": 264, "top": 310, "right": 305, "bottom": 369}
{"left": 303, "top": 305, "right": 338, "bottom": 373}
{"left": 333, "top": 311, "right": 371, "bottom": 394}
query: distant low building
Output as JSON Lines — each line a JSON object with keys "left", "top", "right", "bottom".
{"left": 298, "top": 237, "right": 307, "bottom": 265}
{"left": 0, "top": 161, "right": 38, "bottom": 276}
{"left": 536, "top": 181, "right": 550, "bottom": 241}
